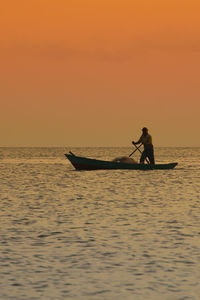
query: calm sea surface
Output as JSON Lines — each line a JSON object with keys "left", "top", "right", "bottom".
{"left": 0, "top": 147, "right": 200, "bottom": 300}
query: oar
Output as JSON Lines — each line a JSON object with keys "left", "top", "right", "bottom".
{"left": 131, "top": 143, "right": 150, "bottom": 164}
{"left": 129, "top": 143, "right": 142, "bottom": 157}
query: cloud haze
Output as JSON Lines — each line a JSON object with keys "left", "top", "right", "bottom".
{"left": 0, "top": 0, "right": 200, "bottom": 146}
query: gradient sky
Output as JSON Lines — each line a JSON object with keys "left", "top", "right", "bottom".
{"left": 1, "top": 0, "right": 200, "bottom": 146}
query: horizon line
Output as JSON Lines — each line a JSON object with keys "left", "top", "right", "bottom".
{"left": 0, "top": 145, "right": 199, "bottom": 148}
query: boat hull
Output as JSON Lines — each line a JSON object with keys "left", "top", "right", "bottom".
{"left": 65, "top": 153, "right": 178, "bottom": 170}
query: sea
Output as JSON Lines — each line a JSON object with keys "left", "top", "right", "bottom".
{"left": 0, "top": 147, "right": 200, "bottom": 300}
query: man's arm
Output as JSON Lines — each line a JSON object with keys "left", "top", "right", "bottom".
{"left": 132, "top": 135, "right": 142, "bottom": 145}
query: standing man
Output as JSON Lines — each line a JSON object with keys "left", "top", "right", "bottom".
{"left": 132, "top": 127, "right": 155, "bottom": 164}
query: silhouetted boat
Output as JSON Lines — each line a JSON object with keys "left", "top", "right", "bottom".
{"left": 65, "top": 152, "right": 178, "bottom": 170}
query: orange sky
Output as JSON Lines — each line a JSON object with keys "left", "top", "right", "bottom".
{"left": 0, "top": 0, "right": 200, "bottom": 146}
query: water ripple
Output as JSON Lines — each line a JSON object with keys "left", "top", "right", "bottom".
{"left": 0, "top": 147, "right": 200, "bottom": 299}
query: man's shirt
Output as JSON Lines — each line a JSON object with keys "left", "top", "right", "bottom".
{"left": 139, "top": 134, "right": 153, "bottom": 149}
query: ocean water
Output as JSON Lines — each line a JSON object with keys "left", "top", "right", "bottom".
{"left": 0, "top": 147, "right": 200, "bottom": 300}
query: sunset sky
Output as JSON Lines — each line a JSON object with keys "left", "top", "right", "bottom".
{"left": 1, "top": 0, "right": 200, "bottom": 147}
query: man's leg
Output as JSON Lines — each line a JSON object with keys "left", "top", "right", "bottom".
{"left": 140, "top": 150, "right": 147, "bottom": 164}
{"left": 147, "top": 149, "right": 155, "bottom": 164}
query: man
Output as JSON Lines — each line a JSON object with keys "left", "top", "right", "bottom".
{"left": 132, "top": 127, "right": 155, "bottom": 164}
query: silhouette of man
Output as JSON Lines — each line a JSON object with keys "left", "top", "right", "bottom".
{"left": 132, "top": 127, "right": 155, "bottom": 164}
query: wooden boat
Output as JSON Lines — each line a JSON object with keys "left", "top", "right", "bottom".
{"left": 65, "top": 152, "right": 178, "bottom": 170}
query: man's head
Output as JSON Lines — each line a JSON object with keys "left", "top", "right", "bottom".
{"left": 142, "top": 127, "right": 148, "bottom": 135}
